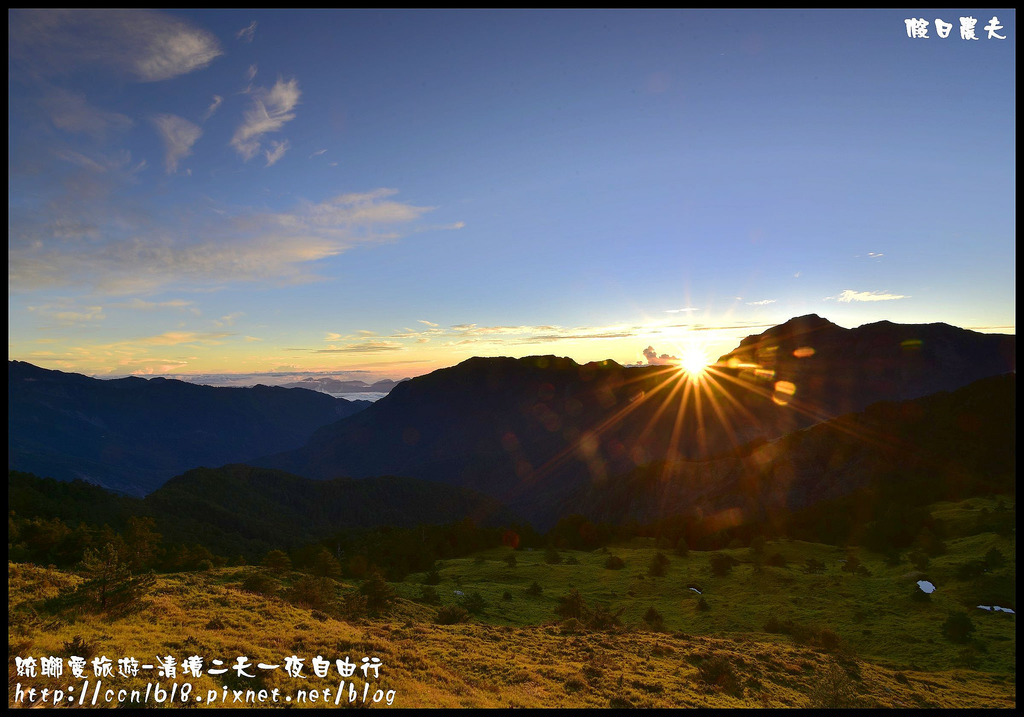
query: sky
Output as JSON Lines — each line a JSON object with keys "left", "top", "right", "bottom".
{"left": 8, "top": 9, "right": 1016, "bottom": 383}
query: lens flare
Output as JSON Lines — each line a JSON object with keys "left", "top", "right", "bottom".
{"left": 680, "top": 345, "right": 710, "bottom": 379}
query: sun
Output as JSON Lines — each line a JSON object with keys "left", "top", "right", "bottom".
{"left": 679, "top": 345, "right": 710, "bottom": 378}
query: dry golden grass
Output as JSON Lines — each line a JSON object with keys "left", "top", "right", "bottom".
{"left": 8, "top": 563, "right": 1015, "bottom": 709}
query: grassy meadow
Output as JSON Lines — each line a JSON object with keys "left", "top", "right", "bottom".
{"left": 8, "top": 496, "right": 1015, "bottom": 708}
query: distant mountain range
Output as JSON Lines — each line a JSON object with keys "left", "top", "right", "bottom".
{"left": 8, "top": 361, "right": 371, "bottom": 495}
{"left": 259, "top": 316, "right": 1014, "bottom": 525}
{"left": 279, "top": 376, "right": 406, "bottom": 394}
{"left": 9, "top": 316, "right": 1014, "bottom": 530}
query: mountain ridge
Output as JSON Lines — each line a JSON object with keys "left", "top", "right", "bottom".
{"left": 8, "top": 360, "right": 372, "bottom": 495}
{"left": 258, "top": 317, "right": 1013, "bottom": 525}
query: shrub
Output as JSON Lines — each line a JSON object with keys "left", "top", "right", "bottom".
{"left": 955, "top": 560, "right": 986, "bottom": 581}
{"left": 649, "top": 552, "right": 670, "bottom": 577}
{"left": 241, "top": 571, "right": 279, "bottom": 595}
{"left": 803, "top": 558, "right": 825, "bottom": 574}
{"left": 544, "top": 547, "right": 562, "bottom": 564}
{"left": 555, "top": 589, "right": 587, "bottom": 621}
{"left": 984, "top": 548, "right": 1006, "bottom": 570}
{"left": 526, "top": 581, "right": 543, "bottom": 596}
{"left": 643, "top": 606, "right": 665, "bottom": 630}
{"left": 61, "top": 635, "right": 97, "bottom": 660}
{"left": 806, "top": 662, "right": 862, "bottom": 708}
{"left": 422, "top": 567, "right": 441, "bottom": 585}
{"left": 710, "top": 553, "right": 734, "bottom": 577}
{"left": 908, "top": 549, "right": 930, "bottom": 571}
{"left": 942, "top": 611, "right": 976, "bottom": 644}
{"left": 587, "top": 604, "right": 624, "bottom": 632}
{"left": 504, "top": 552, "right": 517, "bottom": 568}
{"left": 263, "top": 550, "right": 292, "bottom": 573}
{"left": 435, "top": 605, "right": 470, "bottom": 625}
{"left": 359, "top": 569, "right": 395, "bottom": 613}
{"left": 842, "top": 555, "right": 870, "bottom": 576}
{"left": 288, "top": 576, "right": 335, "bottom": 610}
{"left": 605, "top": 555, "right": 625, "bottom": 570}
{"left": 697, "top": 597, "right": 710, "bottom": 612}
{"left": 463, "top": 591, "right": 488, "bottom": 615}
{"left": 766, "top": 552, "right": 787, "bottom": 567}
{"left": 418, "top": 586, "right": 440, "bottom": 604}
{"left": 697, "top": 655, "right": 742, "bottom": 696}
{"left": 674, "top": 537, "right": 689, "bottom": 557}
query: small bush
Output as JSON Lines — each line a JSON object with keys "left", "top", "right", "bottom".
{"left": 418, "top": 586, "right": 440, "bottom": 604}
{"left": 61, "top": 635, "right": 97, "bottom": 659}
{"left": 803, "top": 558, "right": 825, "bottom": 574}
{"left": 463, "top": 591, "right": 488, "bottom": 615}
{"left": 587, "top": 604, "right": 624, "bottom": 632}
{"left": 649, "top": 552, "right": 670, "bottom": 577}
{"left": 526, "top": 581, "right": 543, "bottom": 596}
{"left": 555, "top": 589, "right": 587, "bottom": 621}
{"left": 984, "top": 548, "right": 1006, "bottom": 570}
{"left": 766, "top": 552, "right": 787, "bottom": 568}
{"left": 955, "top": 560, "right": 986, "bottom": 581}
{"left": 643, "top": 606, "right": 665, "bottom": 630}
{"left": 697, "top": 655, "right": 742, "bottom": 696}
{"left": 436, "top": 605, "right": 470, "bottom": 625}
{"left": 806, "top": 662, "right": 862, "bottom": 708}
{"left": 674, "top": 537, "right": 689, "bottom": 557}
{"left": 564, "top": 676, "right": 586, "bottom": 693}
{"left": 359, "top": 570, "right": 395, "bottom": 613}
{"left": 604, "top": 555, "right": 625, "bottom": 570}
{"left": 942, "top": 611, "right": 976, "bottom": 644}
{"left": 544, "top": 547, "right": 562, "bottom": 564}
{"left": 288, "top": 576, "right": 335, "bottom": 610}
{"left": 241, "top": 571, "right": 279, "bottom": 595}
{"left": 908, "top": 549, "right": 930, "bottom": 571}
{"left": 842, "top": 555, "right": 870, "bottom": 576}
{"left": 710, "top": 553, "right": 734, "bottom": 577}
{"left": 697, "top": 597, "right": 710, "bottom": 612}
{"left": 262, "top": 550, "right": 292, "bottom": 573}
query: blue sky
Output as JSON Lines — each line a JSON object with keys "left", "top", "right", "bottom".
{"left": 8, "top": 9, "right": 1015, "bottom": 381}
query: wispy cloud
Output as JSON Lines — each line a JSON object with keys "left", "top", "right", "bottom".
{"left": 110, "top": 298, "right": 199, "bottom": 314}
{"left": 264, "top": 139, "right": 290, "bottom": 167}
{"left": 745, "top": 299, "right": 776, "bottom": 306}
{"left": 664, "top": 307, "right": 699, "bottom": 313}
{"left": 236, "top": 20, "right": 257, "bottom": 42}
{"left": 203, "top": 95, "right": 223, "bottom": 120}
{"left": 828, "top": 289, "right": 909, "bottom": 303}
{"left": 231, "top": 77, "right": 301, "bottom": 162}
{"left": 40, "top": 89, "right": 133, "bottom": 139}
{"left": 10, "top": 9, "right": 222, "bottom": 82}
{"left": 314, "top": 341, "right": 405, "bottom": 354}
{"left": 27, "top": 301, "right": 106, "bottom": 327}
{"left": 137, "top": 331, "right": 232, "bottom": 346}
{"left": 418, "top": 319, "right": 439, "bottom": 327}
{"left": 9, "top": 188, "right": 436, "bottom": 295}
{"left": 152, "top": 114, "right": 202, "bottom": 173}
{"left": 310, "top": 149, "right": 327, "bottom": 158}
